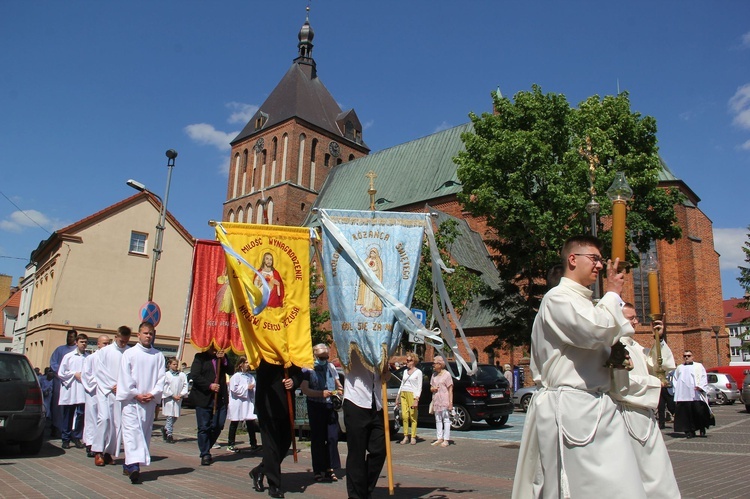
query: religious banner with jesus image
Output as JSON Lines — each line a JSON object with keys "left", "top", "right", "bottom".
{"left": 215, "top": 222, "right": 314, "bottom": 370}
{"left": 319, "top": 209, "right": 438, "bottom": 373}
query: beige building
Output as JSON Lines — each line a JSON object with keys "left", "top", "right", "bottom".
{"left": 22, "top": 192, "right": 197, "bottom": 369}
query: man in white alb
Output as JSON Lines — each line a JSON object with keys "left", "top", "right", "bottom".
{"left": 81, "top": 334, "right": 111, "bottom": 457}
{"left": 58, "top": 333, "right": 89, "bottom": 450}
{"left": 116, "top": 322, "right": 165, "bottom": 483}
{"left": 512, "top": 235, "right": 647, "bottom": 499}
{"left": 92, "top": 326, "right": 131, "bottom": 467}
{"left": 610, "top": 303, "right": 680, "bottom": 498}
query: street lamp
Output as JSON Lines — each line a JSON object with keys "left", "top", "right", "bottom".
{"left": 712, "top": 325, "right": 722, "bottom": 367}
{"left": 126, "top": 149, "right": 178, "bottom": 303}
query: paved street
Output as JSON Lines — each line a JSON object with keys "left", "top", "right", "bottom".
{"left": 1, "top": 403, "right": 749, "bottom": 498}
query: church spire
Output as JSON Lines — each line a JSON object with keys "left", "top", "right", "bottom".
{"left": 294, "top": 5, "right": 316, "bottom": 76}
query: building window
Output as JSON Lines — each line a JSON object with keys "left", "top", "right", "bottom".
{"left": 129, "top": 232, "right": 148, "bottom": 255}
{"left": 345, "top": 121, "right": 354, "bottom": 140}
{"left": 324, "top": 153, "right": 330, "bottom": 166}
{"left": 731, "top": 346, "right": 742, "bottom": 357}
{"left": 632, "top": 241, "right": 658, "bottom": 324}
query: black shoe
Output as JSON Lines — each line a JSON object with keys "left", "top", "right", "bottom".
{"left": 700, "top": 429, "right": 706, "bottom": 437}
{"left": 129, "top": 469, "right": 140, "bottom": 484}
{"left": 62, "top": 441, "right": 71, "bottom": 449}
{"left": 87, "top": 450, "right": 96, "bottom": 458}
{"left": 686, "top": 432, "right": 695, "bottom": 439}
{"left": 166, "top": 435, "right": 175, "bottom": 444}
{"left": 249, "top": 467, "right": 265, "bottom": 492}
{"left": 267, "top": 487, "right": 284, "bottom": 498}
{"left": 201, "top": 455, "right": 213, "bottom": 466}
{"left": 73, "top": 439, "right": 86, "bottom": 449}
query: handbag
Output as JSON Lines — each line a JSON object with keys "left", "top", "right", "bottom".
{"left": 428, "top": 401, "right": 434, "bottom": 414}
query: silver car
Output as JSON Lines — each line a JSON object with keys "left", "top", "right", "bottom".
{"left": 706, "top": 372, "right": 740, "bottom": 405}
{"left": 512, "top": 384, "right": 538, "bottom": 412}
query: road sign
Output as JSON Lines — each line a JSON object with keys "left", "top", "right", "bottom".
{"left": 409, "top": 308, "right": 427, "bottom": 344}
{"left": 140, "top": 301, "right": 161, "bottom": 327}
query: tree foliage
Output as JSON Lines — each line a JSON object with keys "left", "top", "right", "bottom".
{"left": 455, "top": 85, "right": 684, "bottom": 346}
{"left": 738, "top": 225, "right": 750, "bottom": 312}
{"left": 310, "top": 270, "right": 331, "bottom": 346}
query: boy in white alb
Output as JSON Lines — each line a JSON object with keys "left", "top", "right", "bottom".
{"left": 116, "top": 322, "right": 165, "bottom": 483}
{"left": 162, "top": 357, "right": 189, "bottom": 443}
{"left": 58, "top": 333, "right": 89, "bottom": 449}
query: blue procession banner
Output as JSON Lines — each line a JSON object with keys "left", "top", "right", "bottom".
{"left": 319, "top": 209, "right": 478, "bottom": 376}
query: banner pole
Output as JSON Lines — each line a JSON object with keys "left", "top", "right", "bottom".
{"left": 177, "top": 242, "right": 199, "bottom": 362}
{"left": 382, "top": 380, "right": 395, "bottom": 495}
{"left": 285, "top": 367, "right": 298, "bottom": 463}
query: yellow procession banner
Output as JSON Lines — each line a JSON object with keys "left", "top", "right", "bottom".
{"left": 215, "top": 222, "right": 314, "bottom": 370}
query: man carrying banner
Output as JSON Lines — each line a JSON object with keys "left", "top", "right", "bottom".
{"left": 213, "top": 222, "right": 315, "bottom": 499}
{"left": 190, "top": 345, "right": 231, "bottom": 466}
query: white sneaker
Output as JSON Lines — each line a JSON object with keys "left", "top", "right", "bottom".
{"left": 212, "top": 443, "right": 221, "bottom": 449}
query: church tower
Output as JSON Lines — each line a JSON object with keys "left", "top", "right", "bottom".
{"left": 223, "top": 8, "right": 369, "bottom": 226}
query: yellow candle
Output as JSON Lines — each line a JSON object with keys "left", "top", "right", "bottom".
{"left": 648, "top": 271, "right": 660, "bottom": 315}
{"left": 611, "top": 200, "right": 627, "bottom": 264}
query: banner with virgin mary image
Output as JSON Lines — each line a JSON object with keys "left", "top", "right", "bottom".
{"left": 319, "top": 209, "right": 437, "bottom": 373}
{"left": 214, "top": 222, "right": 314, "bottom": 370}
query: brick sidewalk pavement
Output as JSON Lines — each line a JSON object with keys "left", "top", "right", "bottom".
{"left": 1, "top": 404, "right": 749, "bottom": 498}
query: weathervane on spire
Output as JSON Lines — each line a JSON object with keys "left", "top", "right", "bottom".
{"left": 366, "top": 170, "right": 377, "bottom": 211}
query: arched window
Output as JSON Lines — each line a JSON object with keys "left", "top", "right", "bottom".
{"left": 270, "top": 137, "right": 278, "bottom": 185}
{"left": 348, "top": 154, "right": 355, "bottom": 161}
{"left": 246, "top": 203, "right": 253, "bottom": 223}
{"left": 237, "top": 206, "right": 244, "bottom": 223}
{"left": 241, "top": 149, "right": 249, "bottom": 195}
{"left": 281, "top": 133, "right": 289, "bottom": 181}
{"left": 232, "top": 153, "right": 240, "bottom": 198}
{"left": 228, "top": 209, "right": 235, "bottom": 222}
{"left": 324, "top": 153, "right": 330, "bottom": 167}
{"left": 256, "top": 201, "right": 265, "bottom": 224}
{"left": 261, "top": 149, "right": 267, "bottom": 189}
{"left": 309, "top": 138, "right": 318, "bottom": 189}
{"left": 267, "top": 198, "right": 274, "bottom": 223}
{"left": 251, "top": 150, "right": 258, "bottom": 192}
{"left": 297, "top": 133, "right": 306, "bottom": 185}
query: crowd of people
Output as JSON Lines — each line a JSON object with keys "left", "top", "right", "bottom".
{"left": 37, "top": 235, "right": 709, "bottom": 497}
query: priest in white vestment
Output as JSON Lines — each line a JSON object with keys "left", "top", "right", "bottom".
{"left": 92, "top": 325, "right": 131, "bottom": 466}
{"left": 512, "top": 236, "right": 647, "bottom": 499}
{"left": 116, "top": 322, "right": 165, "bottom": 483}
{"left": 611, "top": 303, "right": 680, "bottom": 498}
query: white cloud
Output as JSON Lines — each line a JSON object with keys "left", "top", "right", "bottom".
{"left": 714, "top": 227, "right": 748, "bottom": 270}
{"left": 742, "top": 31, "right": 750, "bottom": 48}
{"left": 226, "top": 102, "right": 258, "bottom": 124}
{"left": 0, "top": 210, "right": 63, "bottom": 233}
{"left": 729, "top": 83, "right": 750, "bottom": 130}
{"left": 184, "top": 123, "right": 238, "bottom": 151}
{"left": 363, "top": 120, "right": 374, "bottom": 131}
{"left": 433, "top": 121, "right": 452, "bottom": 133}
{"left": 217, "top": 157, "right": 230, "bottom": 176}
{"left": 739, "top": 139, "right": 750, "bottom": 151}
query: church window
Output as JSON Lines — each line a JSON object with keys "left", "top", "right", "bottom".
{"left": 632, "top": 241, "right": 658, "bottom": 324}
{"left": 281, "top": 133, "right": 289, "bottom": 181}
{"left": 297, "top": 134, "right": 306, "bottom": 185}
{"left": 232, "top": 153, "right": 240, "bottom": 198}
{"left": 348, "top": 154, "right": 355, "bottom": 161}
{"left": 337, "top": 158, "right": 342, "bottom": 165}
{"left": 256, "top": 201, "right": 265, "bottom": 224}
{"left": 228, "top": 209, "right": 235, "bottom": 222}
{"left": 237, "top": 207, "right": 244, "bottom": 223}
{"left": 246, "top": 204, "right": 253, "bottom": 223}
{"left": 272, "top": 137, "right": 278, "bottom": 161}
{"left": 310, "top": 138, "right": 318, "bottom": 188}
{"left": 345, "top": 121, "right": 354, "bottom": 140}
{"left": 267, "top": 198, "right": 274, "bottom": 223}
{"left": 324, "top": 153, "right": 330, "bottom": 166}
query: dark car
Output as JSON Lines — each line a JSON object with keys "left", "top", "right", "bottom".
{"left": 398, "top": 362, "right": 513, "bottom": 431}
{"left": 0, "top": 352, "right": 46, "bottom": 455}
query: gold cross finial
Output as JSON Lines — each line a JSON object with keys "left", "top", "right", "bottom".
{"left": 366, "top": 170, "right": 377, "bottom": 211}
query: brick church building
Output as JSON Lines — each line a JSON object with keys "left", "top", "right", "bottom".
{"left": 222, "top": 13, "right": 727, "bottom": 372}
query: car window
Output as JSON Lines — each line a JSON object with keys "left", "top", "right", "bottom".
{"left": 707, "top": 374, "right": 717, "bottom": 383}
{"left": 474, "top": 365, "right": 503, "bottom": 383}
{"left": 726, "top": 374, "right": 736, "bottom": 383}
{"left": 0, "top": 355, "right": 36, "bottom": 382}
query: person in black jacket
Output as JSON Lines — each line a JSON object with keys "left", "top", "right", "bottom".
{"left": 249, "top": 360, "right": 302, "bottom": 499}
{"left": 190, "top": 346, "right": 231, "bottom": 466}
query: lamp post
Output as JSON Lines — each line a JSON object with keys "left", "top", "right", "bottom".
{"left": 712, "top": 325, "right": 722, "bottom": 367}
{"left": 126, "top": 149, "right": 178, "bottom": 303}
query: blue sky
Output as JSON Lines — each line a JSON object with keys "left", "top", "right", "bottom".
{"left": 1, "top": 1, "right": 748, "bottom": 299}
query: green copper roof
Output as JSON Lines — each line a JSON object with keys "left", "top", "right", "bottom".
{"left": 309, "top": 123, "right": 472, "bottom": 215}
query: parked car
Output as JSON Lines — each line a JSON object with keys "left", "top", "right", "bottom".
{"left": 0, "top": 352, "right": 46, "bottom": 455}
{"left": 512, "top": 384, "right": 538, "bottom": 412}
{"left": 706, "top": 365, "right": 750, "bottom": 398}
{"left": 705, "top": 384, "right": 720, "bottom": 405}
{"left": 742, "top": 373, "right": 750, "bottom": 412}
{"left": 706, "top": 372, "right": 740, "bottom": 405}
{"left": 397, "top": 362, "right": 513, "bottom": 431}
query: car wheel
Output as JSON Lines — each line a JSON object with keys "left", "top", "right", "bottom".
{"left": 485, "top": 415, "right": 509, "bottom": 427}
{"left": 716, "top": 392, "right": 728, "bottom": 405}
{"left": 450, "top": 404, "right": 472, "bottom": 431}
{"left": 520, "top": 394, "right": 533, "bottom": 413}
{"left": 19, "top": 434, "right": 44, "bottom": 456}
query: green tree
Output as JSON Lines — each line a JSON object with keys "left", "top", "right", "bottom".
{"left": 408, "top": 219, "right": 484, "bottom": 351}
{"left": 738, "top": 225, "right": 750, "bottom": 312}
{"left": 455, "top": 85, "right": 684, "bottom": 346}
